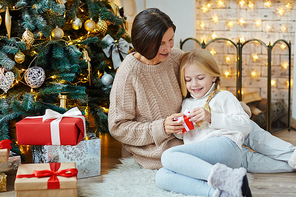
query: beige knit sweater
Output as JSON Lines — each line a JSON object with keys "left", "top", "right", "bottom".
{"left": 108, "top": 48, "right": 184, "bottom": 169}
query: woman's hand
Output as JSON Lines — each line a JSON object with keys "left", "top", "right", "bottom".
{"left": 164, "top": 113, "right": 184, "bottom": 135}
{"left": 188, "top": 107, "right": 211, "bottom": 124}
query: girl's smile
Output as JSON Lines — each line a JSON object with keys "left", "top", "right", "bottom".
{"left": 184, "top": 64, "right": 216, "bottom": 98}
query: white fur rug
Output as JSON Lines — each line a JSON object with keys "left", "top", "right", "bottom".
{"left": 78, "top": 158, "right": 199, "bottom": 197}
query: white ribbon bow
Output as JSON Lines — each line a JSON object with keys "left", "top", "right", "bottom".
{"left": 175, "top": 109, "right": 192, "bottom": 132}
{"left": 102, "top": 34, "right": 131, "bottom": 69}
{"left": 42, "top": 107, "right": 86, "bottom": 145}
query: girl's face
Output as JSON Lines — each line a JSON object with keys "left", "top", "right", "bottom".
{"left": 150, "top": 27, "right": 175, "bottom": 63}
{"left": 184, "top": 64, "right": 217, "bottom": 98}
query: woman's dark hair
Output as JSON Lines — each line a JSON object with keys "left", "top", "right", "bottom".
{"left": 131, "top": 8, "right": 176, "bottom": 60}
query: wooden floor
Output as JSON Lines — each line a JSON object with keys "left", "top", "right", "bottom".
{"left": 1, "top": 129, "right": 296, "bottom": 196}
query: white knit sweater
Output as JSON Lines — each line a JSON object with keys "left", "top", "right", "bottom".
{"left": 181, "top": 84, "right": 252, "bottom": 149}
{"left": 108, "top": 48, "right": 184, "bottom": 169}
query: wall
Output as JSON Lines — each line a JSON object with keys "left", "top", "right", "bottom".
{"left": 134, "top": 0, "right": 196, "bottom": 49}
{"left": 193, "top": 0, "right": 295, "bottom": 105}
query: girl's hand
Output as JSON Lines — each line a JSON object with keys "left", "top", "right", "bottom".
{"left": 188, "top": 107, "right": 211, "bottom": 124}
{"left": 164, "top": 113, "right": 185, "bottom": 134}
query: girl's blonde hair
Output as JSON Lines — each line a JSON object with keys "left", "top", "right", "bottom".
{"left": 179, "top": 49, "right": 221, "bottom": 97}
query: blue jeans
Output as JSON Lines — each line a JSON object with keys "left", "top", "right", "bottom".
{"left": 242, "top": 120, "right": 295, "bottom": 173}
{"left": 155, "top": 136, "right": 242, "bottom": 197}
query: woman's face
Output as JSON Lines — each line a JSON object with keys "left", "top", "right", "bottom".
{"left": 151, "top": 27, "right": 175, "bottom": 63}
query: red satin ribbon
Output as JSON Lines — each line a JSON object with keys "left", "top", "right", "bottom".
{"left": 0, "top": 139, "right": 12, "bottom": 149}
{"left": 182, "top": 115, "right": 194, "bottom": 132}
{"left": 16, "top": 163, "right": 78, "bottom": 189}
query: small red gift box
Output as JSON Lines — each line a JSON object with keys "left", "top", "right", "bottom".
{"left": 0, "top": 139, "right": 11, "bottom": 163}
{"left": 15, "top": 162, "right": 77, "bottom": 197}
{"left": 175, "top": 110, "right": 194, "bottom": 133}
{"left": 16, "top": 107, "right": 85, "bottom": 145}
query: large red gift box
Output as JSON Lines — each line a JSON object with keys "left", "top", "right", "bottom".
{"left": 15, "top": 107, "right": 85, "bottom": 146}
{"left": 15, "top": 162, "right": 77, "bottom": 197}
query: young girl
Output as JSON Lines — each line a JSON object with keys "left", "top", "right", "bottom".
{"left": 155, "top": 49, "right": 252, "bottom": 197}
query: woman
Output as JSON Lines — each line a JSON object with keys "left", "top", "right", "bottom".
{"left": 108, "top": 8, "right": 185, "bottom": 169}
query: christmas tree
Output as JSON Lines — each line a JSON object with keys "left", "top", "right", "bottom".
{"left": 0, "top": 0, "right": 130, "bottom": 155}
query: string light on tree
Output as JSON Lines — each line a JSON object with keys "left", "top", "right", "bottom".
{"left": 37, "top": 31, "right": 43, "bottom": 39}
{"left": 271, "top": 79, "right": 276, "bottom": 86}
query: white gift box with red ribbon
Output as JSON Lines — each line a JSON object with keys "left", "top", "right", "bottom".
{"left": 174, "top": 109, "right": 194, "bottom": 133}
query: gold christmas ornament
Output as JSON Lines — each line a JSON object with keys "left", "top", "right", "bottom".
{"left": 51, "top": 26, "right": 64, "bottom": 39}
{"left": 22, "top": 29, "right": 35, "bottom": 49}
{"left": 0, "top": 15, "right": 2, "bottom": 26}
{"left": 59, "top": 93, "right": 67, "bottom": 109}
{"left": 14, "top": 51, "right": 25, "bottom": 64}
{"left": 72, "top": 17, "right": 82, "bottom": 30}
{"left": 82, "top": 48, "right": 92, "bottom": 86}
{"left": 5, "top": 7, "right": 11, "bottom": 38}
{"left": 96, "top": 18, "right": 108, "bottom": 35}
{"left": 84, "top": 18, "right": 96, "bottom": 32}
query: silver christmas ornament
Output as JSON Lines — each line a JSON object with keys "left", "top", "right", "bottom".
{"left": 101, "top": 73, "right": 113, "bottom": 86}
{"left": 24, "top": 66, "right": 45, "bottom": 88}
{"left": 0, "top": 70, "right": 15, "bottom": 93}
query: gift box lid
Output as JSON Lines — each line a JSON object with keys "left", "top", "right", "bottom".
{"left": 15, "top": 162, "right": 77, "bottom": 191}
